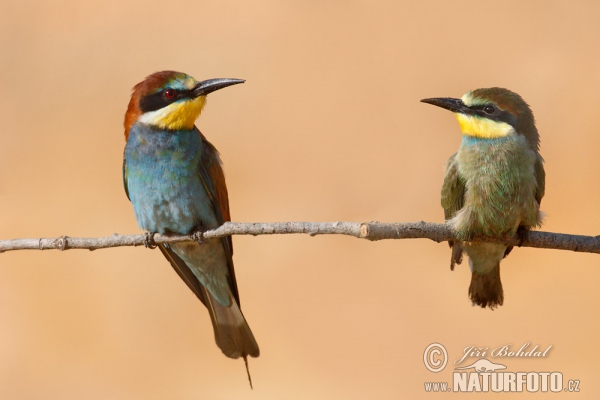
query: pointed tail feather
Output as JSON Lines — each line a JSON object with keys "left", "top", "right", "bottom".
{"left": 202, "top": 285, "right": 259, "bottom": 350}
{"left": 158, "top": 244, "right": 258, "bottom": 386}
{"left": 202, "top": 287, "right": 259, "bottom": 388}
{"left": 468, "top": 263, "right": 504, "bottom": 309}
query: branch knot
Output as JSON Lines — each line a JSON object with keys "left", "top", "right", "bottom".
{"left": 57, "top": 236, "right": 68, "bottom": 251}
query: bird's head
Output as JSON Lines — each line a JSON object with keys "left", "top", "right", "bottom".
{"left": 421, "top": 87, "right": 539, "bottom": 150}
{"left": 124, "top": 70, "right": 244, "bottom": 140}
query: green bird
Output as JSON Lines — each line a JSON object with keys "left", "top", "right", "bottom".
{"left": 421, "top": 88, "right": 545, "bottom": 309}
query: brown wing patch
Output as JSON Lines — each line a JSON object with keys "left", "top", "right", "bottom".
{"left": 196, "top": 130, "right": 240, "bottom": 304}
{"left": 208, "top": 159, "right": 231, "bottom": 223}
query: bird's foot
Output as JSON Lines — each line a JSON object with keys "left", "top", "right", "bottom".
{"left": 144, "top": 231, "right": 158, "bottom": 249}
{"left": 516, "top": 226, "right": 529, "bottom": 247}
{"left": 193, "top": 223, "right": 207, "bottom": 245}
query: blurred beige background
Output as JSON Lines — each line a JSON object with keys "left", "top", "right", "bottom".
{"left": 1, "top": 0, "right": 600, "bottom": 398}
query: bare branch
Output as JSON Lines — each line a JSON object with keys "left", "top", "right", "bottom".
{"left": 0, "top": 221, "right": 599, "bottom": 254}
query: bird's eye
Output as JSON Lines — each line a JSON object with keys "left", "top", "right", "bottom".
{"left": 484, "top": 105, "right": 496, "bottom": 114}
{"left": 164, "top": 89, "right": 176, "bottom": 99}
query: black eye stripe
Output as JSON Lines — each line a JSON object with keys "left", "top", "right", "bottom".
{"left": 471, "top": 104, "right": 492, "bottom": 111}
{"left": 469, "top": 104, "right": 517, "bottom": 128}
{"left": 139, "top": 88, "right": 196, "bottom": 113}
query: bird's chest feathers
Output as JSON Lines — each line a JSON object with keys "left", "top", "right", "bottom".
{"left": 125, "top": 126, "right": 215, "bottom": 233}
{"left": 454, "top": 135, "right": 537, "bottom": 234}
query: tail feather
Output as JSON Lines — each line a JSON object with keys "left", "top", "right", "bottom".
{"left": 157, "top": 244, "right": 259, "bottom": 386}
{"left": 202, "top": 286, "right": 260, "bottom": 387}
{"left": 468, "top": 263, "right": 504, "bottom": 309}
{"left": 202, "top": 286, "right": 260, "bottom": 358}
{"left": 202, "top": 286, "right": 259, "bottom": 386}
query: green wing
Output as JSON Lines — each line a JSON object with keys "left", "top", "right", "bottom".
{"left": 505, "top": 154, "right": 546, "bottom": 259}
{"left": 441, "top": 153, "right": 464, "bottom": 221}
{"left": 441, "top": 153, "right": 465, "bottom": 270}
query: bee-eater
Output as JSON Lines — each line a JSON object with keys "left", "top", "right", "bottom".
{"left": 421, "top": 88, "right": 545, "bottom": 309}
{"left": 122, "top": 71, "right": 259, "bottom": 376}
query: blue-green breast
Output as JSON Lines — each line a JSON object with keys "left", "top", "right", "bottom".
{"left": 124, "top": 123, "right": 218, "bottom": 234}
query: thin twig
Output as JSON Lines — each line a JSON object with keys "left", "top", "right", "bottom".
{"left": 0, "top": 221, "right": 599, "bottom": 254}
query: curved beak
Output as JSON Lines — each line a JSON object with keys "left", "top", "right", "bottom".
{"left": 421, "top": 97, "right": 470, "bottom": 114}
{"left": 193, "top": 78, "right": 245, "bottom": 97}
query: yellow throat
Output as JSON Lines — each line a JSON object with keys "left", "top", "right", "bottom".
{"left": 455, "top": 113, "right": 515, "bottom": 139}
{"left": 139, "top": 96, "right": 207, "bottom": 130}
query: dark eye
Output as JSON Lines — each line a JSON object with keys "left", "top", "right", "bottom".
{"left": 484, "top": 105, "right": 496, "bottom": 114}
{"left": 163, "top": 89, "right": 176, "bottom": 99}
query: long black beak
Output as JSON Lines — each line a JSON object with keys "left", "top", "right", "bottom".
{"left": 194, "top": 78, "right": 245, "bottom": 97}
{"left": 420, "top": 97, "right": 469, "bottom": 114}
